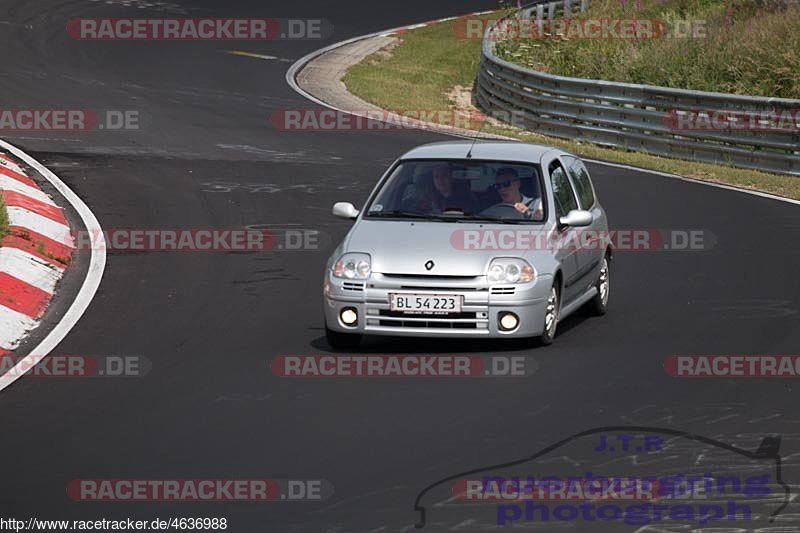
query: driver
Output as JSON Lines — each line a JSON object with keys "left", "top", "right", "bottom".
{"left": 493, "top": 167, "right": 543, "bottom": 219}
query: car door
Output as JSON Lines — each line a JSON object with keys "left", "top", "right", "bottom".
{"left": 544, "top": 157, "right": 581, "bottom": 305}
{"left": 562, "top": 156, "right": 605, "bottom": 295}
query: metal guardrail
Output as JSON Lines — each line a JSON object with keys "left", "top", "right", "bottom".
{"left": 476, "top": 1, "right": 800, "bottom": 175}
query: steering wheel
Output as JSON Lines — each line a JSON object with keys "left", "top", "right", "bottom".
{"left": 478, "top": 202, "right": 528, "bottom": 220}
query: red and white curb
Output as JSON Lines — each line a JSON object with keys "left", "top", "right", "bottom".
{"left": 0, "top": 152, "right": 75, "bottom": 354}
{"left": 0, "top": 139, "right": 105, "bottom": 393}
{"left": 377, "top": 10, "right": 495, "bottom": 37}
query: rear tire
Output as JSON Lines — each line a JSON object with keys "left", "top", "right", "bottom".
{"left": 325, "top": 326, "right": 362, "bottom": 350}
{"left": 587, "top": 253, "right": 611, "bottom": 316}
{"left": 536, "top": 282, "right": 560, "bottom": 346}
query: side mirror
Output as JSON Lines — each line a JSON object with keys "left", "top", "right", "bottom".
{"left": 333, "top": 202, "right": 359, "bottom": 220}
{"left": 559, "top": 209, "right": 593, "bottom": 227}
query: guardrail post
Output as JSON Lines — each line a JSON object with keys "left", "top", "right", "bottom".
{"left": 580, "top": 0, "right": 589, "bottom": 12}
{"left": 536, "top": 4, "right": 545, "bottom": 35}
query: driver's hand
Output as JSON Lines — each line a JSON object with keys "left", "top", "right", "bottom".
{"left": 513, "top": 202, "right": 530, "bottom": 215}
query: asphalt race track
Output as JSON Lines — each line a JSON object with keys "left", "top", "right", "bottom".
{"left": 0, "top": 1, "right": 799, "bottom": 531}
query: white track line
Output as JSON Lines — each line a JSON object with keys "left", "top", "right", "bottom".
{"left": 284, "top": 17, "right": 800, "bottom": 207}
{"left": 0, "top": 139, "right": 107, "bottom": 392}
{"left": 582, "top": 158, "right": 800, "bottom": 206}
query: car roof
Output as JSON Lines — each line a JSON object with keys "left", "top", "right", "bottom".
{"left": 398, "top": 140, "right": 564, "bottom": 163}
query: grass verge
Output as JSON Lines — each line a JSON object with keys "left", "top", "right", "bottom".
{"left": 343, "top": 13, "right": 800, "bottom": 200}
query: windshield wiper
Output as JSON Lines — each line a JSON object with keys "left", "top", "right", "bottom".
{"left": 366, "top": 211, "right": 533, "bottom": 224}
{"left": 454, "top": 214, "right": 530, "bottom": 224}
{"left": 366, "top": 210, "right": 449, "bottom": 221}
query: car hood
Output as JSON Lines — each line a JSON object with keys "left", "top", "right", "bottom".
{"left": 345, "top": 220, "right": 513, "bottom": 276}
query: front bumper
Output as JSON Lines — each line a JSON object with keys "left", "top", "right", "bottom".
{"left": 324, "top": 272, "right": 553, "bottom": 338}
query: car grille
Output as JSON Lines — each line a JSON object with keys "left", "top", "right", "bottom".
{"left": 376, "top": 318, "right": 480, "bottom": 329}
{"left": 490, "top": 286, "right": 516, "bottom": 295}
{"left": 381, "top": 273, "right": 478, "bottom": 280}
{"left": 362, "top": 273, "right": 491, "bottom": 333}
{"left": 378, "top": 310, "right": 478, "bottom": 319}
{"left": 395, "top": 285, "right": 482, "bottom": 291}
{"left": 342, "top": 281, "right": 365, "bottom": 292}
{"left": 372, "top": 273, "right": 485, "bottom": 292}
{"left": 366, "top": 309, "right": 488, "bottom": 331}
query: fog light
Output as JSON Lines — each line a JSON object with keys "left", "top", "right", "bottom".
{"left": 499, "top": 312, "right": 519, "bottom": 331}
{"left": 340, "top": 307, "right": 358, "bottom": 326}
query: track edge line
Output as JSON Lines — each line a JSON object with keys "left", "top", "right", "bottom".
{"left": 0, "top": 139, "right": 107, "bottom": 392}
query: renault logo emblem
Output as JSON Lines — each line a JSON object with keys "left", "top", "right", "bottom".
{"left": 425, "top": 260, "right": 435, "bottom": 271}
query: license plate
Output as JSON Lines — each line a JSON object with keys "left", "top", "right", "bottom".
{"left": 389, "top": 293, "right": 462, "bottom": 314}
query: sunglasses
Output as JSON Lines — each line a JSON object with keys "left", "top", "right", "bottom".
{"left": 493, "top": 179, "right": 518, "bottom": 190}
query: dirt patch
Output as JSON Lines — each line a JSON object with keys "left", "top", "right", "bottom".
{"left": 445, "top": 84, "right": 526, "bottom": 130}
{"left": 445, "top": 85, "right": 476, "bottom": 113}
{"left": 366, "top": 38, "right": 400, "bottom": 64}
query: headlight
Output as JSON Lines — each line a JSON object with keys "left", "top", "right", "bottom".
{"left": 487, "top": 258, "right": 535, "bottom": 283}
{"left": 332, "top": 253, "right": 371, "bottom": 280}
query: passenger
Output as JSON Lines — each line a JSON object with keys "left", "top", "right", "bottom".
{"left": 420, "top": 164, "right": 476, "bottom": 213}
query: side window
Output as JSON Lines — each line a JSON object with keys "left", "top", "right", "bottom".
{"left": 563, "top": 156, "right": 596, "bottom": 209}
{"left": 549, "top": 161, "right": 578, "bottom": 218}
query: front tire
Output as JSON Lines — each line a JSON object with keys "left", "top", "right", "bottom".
{"left": 587, "top": 253, "right": 611, "bottom": 316}
{"left": 325, "top": 326, "right": 362, "bottom": 349}
{"left": 536, "top": 282, "right": 560, "bottom": 346}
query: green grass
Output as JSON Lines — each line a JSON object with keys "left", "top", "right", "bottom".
{"left": 0, "top": 192, "right": 8, "bottom": 244}
{"left": 496, "top": 0, "right": 800, "bottom": 98}
{"left": 344, "top": 15, "right": 488, "bottom": 114}
{"left": 343, "top": 11, "right": 800, "bottom": 200}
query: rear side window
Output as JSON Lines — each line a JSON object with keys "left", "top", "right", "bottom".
{"left": 549, "top": 161, "right": 578, "bottom": 218}
{"left": 563, "top": 156, "right": 596, "bottom": 209}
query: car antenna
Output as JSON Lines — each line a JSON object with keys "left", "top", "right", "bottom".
{"left": 465, "top": 135, "right": 478, "bottom": 159}
{"left": 465, "top": 108, "right": 489, "bottom": 159}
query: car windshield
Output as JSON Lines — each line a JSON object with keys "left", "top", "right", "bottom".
{"left": 364, "top": 160, "right": 546, "bottom": 223}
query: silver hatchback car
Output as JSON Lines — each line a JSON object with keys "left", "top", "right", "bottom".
{"left": 323, "top": 141, "right": 611, "bottom": 349}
